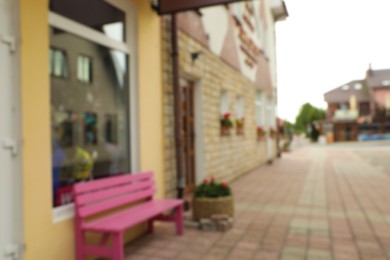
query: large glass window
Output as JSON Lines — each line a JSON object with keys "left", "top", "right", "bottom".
{"left": 50, "top": 10, "right": 130, "bottom": 208}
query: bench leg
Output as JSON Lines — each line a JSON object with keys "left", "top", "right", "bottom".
{"left": 175, "top": 205, "right": 184, "bottom": 235}
{"left": 112, "top": 232, "right": 124, "bottom": 260}
{"left": 75, "top": 228, "right": 84, "bottom": 260}
{"left": 148, "top": 219, "right": 154, "bottom": 234}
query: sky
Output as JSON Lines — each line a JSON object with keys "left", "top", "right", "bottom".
{"left": 275, "top": 0, "right": 390, "bottom": 122}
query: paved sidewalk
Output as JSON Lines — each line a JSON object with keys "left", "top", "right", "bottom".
{"left": 125, "top": 145, "right": 390, "bottom": 260}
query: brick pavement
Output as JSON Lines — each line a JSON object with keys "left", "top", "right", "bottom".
{"left": 125, "top": 144, "right": 390, "bottom": 260}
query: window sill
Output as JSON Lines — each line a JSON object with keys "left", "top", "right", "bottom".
{"left": 52, "top": 203, "right": 75, "bottom": 224}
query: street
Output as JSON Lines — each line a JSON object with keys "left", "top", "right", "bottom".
{"left": 125, "top": 141, "right": 390, "bottom": 260}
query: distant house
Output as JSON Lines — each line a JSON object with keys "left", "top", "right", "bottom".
{"left": 324, "top": 68, "right": 390, "bottom": 142}
{"left": 366, "top": 68, "right": 390, "bottom": 122}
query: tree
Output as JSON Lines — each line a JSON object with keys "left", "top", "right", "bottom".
{"left": 295, "top": 103, "right": 326, "bottom": 140}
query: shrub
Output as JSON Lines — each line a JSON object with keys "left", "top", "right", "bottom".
{"left": 194, "top": 177, "right": 232, "bottom": 198}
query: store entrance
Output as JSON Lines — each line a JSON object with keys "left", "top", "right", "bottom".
{"left": 180, "top": 79, "right": 196, "bottom": 206}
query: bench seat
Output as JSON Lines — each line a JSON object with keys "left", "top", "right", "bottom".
{"left": 83, "top": 199, "right": 183, "bottom": 232}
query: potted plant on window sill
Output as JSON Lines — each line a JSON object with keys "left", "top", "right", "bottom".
{"left": 257, "top": 126, "right": 266, "bottom": 141}
{"left": 235, "top": 117, "right": 244, "bottom": 135}
{"left": 220, "top": 113, "right": 233, "bottom": 136}
{"left": 193, "top": 178, "right": 234, "bottom": 220}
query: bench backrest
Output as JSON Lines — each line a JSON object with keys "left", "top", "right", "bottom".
{"left": 73, "top": 172, "right": 155, "bottom": 219}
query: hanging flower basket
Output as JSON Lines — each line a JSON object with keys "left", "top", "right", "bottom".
{"left": 235, "top": 118, "right": 244, "bottom": 135}
{"left": 220, "top": 113, "right": 233, "bottom": 136}
{"left": 193, "top": 178, "right": 234, "bottom": 220}
{"left": 257, "top": 126, "right": 266, "bottom": 141}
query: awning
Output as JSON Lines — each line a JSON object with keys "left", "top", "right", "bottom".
{"left": 153, "top": 0, "right": 288, "bottom": 21}
{"left": 154, "top": 0, "right": 251, "bottom": 15}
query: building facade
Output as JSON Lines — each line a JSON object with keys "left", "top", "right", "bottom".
{"left": 2, "top": 0, "right": 165, "bottom": 259}
{"left": 0, "top": 0, "right": 287, "bottom": 259}
{"left": 162, "top": 0, "right": 287, "bottom": 199}
{"left": 324, "top": 68, "right": 390, "bottom": 142}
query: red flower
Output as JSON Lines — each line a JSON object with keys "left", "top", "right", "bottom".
{"left": 223, "top": 113, "right": 230, "bottom": 119}
{"left": 221, "top": 182, "right": 229, "bottom": 189}
{"left": 210, "top": 177, "right": 215, "bottom": 183}
{"left": 203, "top": 179, "right": 209, "bottom": 185}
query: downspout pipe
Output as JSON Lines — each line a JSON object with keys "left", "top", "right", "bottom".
{"left": 171, "top": 14, "right": 185, "bottom": 199}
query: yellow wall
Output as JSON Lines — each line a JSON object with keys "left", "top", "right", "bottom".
{"left": 134, "top": 0, "right": 165, "bottom": 199}
{"left": 20, "top": 0, "right": 164, "bottom": 259}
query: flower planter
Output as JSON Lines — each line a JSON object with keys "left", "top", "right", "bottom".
{"left": 193, "top": 195, "right": 234, "bottom": 220}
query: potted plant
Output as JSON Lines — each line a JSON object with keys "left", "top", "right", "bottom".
{"left": 220, "top": 113, "right": 233, "bottom": 136}
{"left": 257, "top": 126, "right": 266, "bottom": 140}
{"left": 235, "top": 117, "right": 244, "bottom": 135}
{"left": 193, "top": 177, "right": 234, "bottom": 220}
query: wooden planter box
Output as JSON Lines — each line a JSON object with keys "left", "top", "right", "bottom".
{"left": 193, "top": 196, "right": 234, "bottom": 220}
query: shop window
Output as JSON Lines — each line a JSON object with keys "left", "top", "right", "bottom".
{"left": 50, "top": 48, "right": 69, "bottom": 78}
{"left": 77, "top": 56, "right": 92, "bottom": 84}
{"left": 50, "top": 23, "right": 131, "bottom": 208}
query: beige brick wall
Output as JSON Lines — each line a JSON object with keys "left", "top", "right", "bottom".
{"left": 162, "top": 18, "right": 277, "bottom": 198}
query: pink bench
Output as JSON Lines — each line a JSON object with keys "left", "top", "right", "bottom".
{"left": 74, "top": 172, "right": 184, "bottom": 260}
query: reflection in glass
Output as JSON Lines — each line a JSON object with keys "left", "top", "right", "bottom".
{"left": 50, "top": 27, "right": 130, "bottom": 208}
{"left": 77, "top": 56, "right": 92, "bottom": 84}
{"left": 53, "top": 110, "right": 74, "bottom": 147}
{"left": 50, "top": 48, "right": 69, "bottom": 78}
{"left": 83, "top": 112, "right": 97, "bottom": 145}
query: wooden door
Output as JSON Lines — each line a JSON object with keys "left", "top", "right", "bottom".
{"left": 180, "top": 79, "right": 196, "bottom": 200}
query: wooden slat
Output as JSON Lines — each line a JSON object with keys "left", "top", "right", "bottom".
{"left": 78, "top": 188, "right": 156, "bottom": 218}
{"left": 74, "top": 172, "right": 153, "bottom": 195}
{"left": 82, "top": 199, "right": 184, "bottom": 232}
{"left": 76, "top": 179, "right": 154, "bottom": 206}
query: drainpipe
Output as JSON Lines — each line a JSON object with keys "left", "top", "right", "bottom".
{"left": 171, "top": 14, "right": 184, "bottom": 199}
